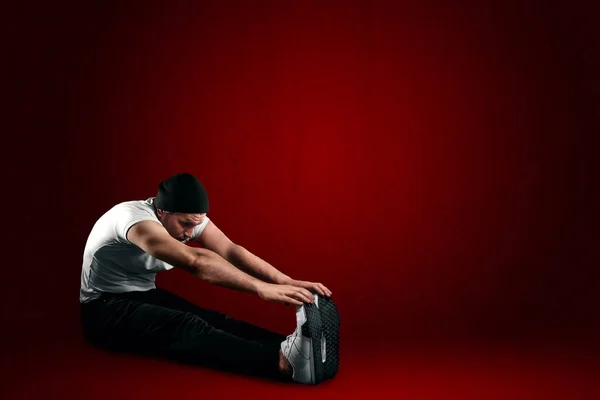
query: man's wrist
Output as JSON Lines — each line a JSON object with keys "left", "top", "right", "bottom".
{"left": 277, "top": 275, "right": 293, "bottom": 285}
{"left": 252, "top": 280, "right": 268, "bottom": 294}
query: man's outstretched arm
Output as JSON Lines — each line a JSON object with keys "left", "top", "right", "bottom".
{"left": 196, "top": 220, "right": 332, "bottom": 297}
{"left": 127, "top": 220, "right": 314, "bottom": 305}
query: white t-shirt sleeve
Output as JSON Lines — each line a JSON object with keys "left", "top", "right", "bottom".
{"left": 192, "top": 216, "right": 211, "bottom": 241}
{"left": 114, "top": 204, "right": 159, "bottom": 243}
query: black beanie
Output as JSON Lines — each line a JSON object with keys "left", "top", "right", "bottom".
{"left": 154, "top": 173, "right": 209, "bottom": 213}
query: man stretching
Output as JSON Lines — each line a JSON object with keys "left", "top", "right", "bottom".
{"left": 79, "top": 173, "right": 332, "bottom": 383}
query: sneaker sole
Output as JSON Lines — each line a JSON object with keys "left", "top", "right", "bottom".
{"left": 317, "top": 294, "right": 340, "bottom": 380}
{"left": 301, "top": 302, "right": 324, "bottom": 384}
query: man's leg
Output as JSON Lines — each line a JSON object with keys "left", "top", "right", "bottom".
{"left": 80, "top": 291, "right": 288, "bottom": 380}
{"left": 147, "top": 287, "right": 287, "bottom": 348}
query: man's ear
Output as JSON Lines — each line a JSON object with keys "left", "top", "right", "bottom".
{"left": 156, "top": 209, "right": 165, "bottom": 217}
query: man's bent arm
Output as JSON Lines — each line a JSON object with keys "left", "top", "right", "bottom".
{"left": 226, "top": 245, "right": 292, "bottom": 285}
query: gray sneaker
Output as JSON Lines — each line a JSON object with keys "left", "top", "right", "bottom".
{"left": 280, "top": 295, "right": 326, "bottom": 384}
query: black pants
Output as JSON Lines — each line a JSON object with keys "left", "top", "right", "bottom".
{"left": 80, "top": 288, "right": 290, "bottom": 381}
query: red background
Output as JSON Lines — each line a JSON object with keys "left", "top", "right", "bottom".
{"left": 4, "top": 1, "right": 599, "bottom": 398}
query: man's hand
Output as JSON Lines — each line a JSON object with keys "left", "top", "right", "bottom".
{"left": 257, "top": 283, "right": 315, "bottom": 306}
{"left": 287, "top": 279, "right": 332, "bottom": 297}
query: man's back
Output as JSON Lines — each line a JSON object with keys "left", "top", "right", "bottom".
{"left": 80, "top": 198, "right": 175, "bottom": 303}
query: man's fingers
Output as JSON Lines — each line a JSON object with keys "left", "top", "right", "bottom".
{"left": 280, "top": 285, "right": 324, "bottom": 304}
{"left": 308, "top": 283, "right": 324, "bottom": 296}
{"left": 286, "top": 288, "right": 313, "bottom": 304}
{"left": 305, "top": 288, "right": 315, "bottom": 298}
{"left": 314, "top": 285, "right": 326, "bottom": 296}
{"left": 301, "top": 288, "right": 316, "bottom": 303}
{"left": 284, "top": 295, "right": 303, "bottom": 306}
{"left": 319, "top": 284, "right": 332, "bottom": 297}
{"left": 316, "top": 283, "right": 332, "bottom": 296}
{"left": 293, "top": 289, "right": 313, "bottom": 304}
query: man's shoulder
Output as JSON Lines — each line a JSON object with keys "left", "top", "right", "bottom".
{"left": 112, "top": 198, "right": 155, "bottom": 213}
{"left": 103, "top": 198, "right": 158, "bottom": 224}
{"left": 99, "top": 198, "right": 158, "bottom": 241}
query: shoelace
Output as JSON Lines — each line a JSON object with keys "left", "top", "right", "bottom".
{"left": 285, "top": 329, "right": 308, "bottom": 359}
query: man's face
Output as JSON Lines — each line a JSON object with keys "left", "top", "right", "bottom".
{"left": 157, "top": 210, "right": 206, "bottom": 242}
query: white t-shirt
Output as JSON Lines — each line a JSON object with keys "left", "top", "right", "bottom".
{"left": 79, "top": 197, "right": 210, "bottom": 303}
